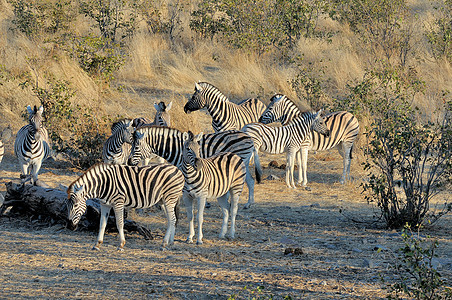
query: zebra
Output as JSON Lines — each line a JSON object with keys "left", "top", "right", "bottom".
{"left": 14, "top": 105, "right": 51, "bottom": 184}
{"left": 102, "top": 119, "right": 134, "bottom": 165}
{"left": 181, "top": 132, "right": 246, "bottom": 244}
{"left": 242, "top": 105, "right": 330, "bottom": 188}
{"left": 128, "top": 126, "right": 257, "bottom": 209}
{"left": 133, "top": 101, "right": 172, "bottom": 128}
{"left": 259, "top": 94, "right": 360, "bottom": 186}
{"left": 67, "top": 162, "right": 185, "bottom": 250}
{"left": 184, "top": 82, "right": 266, "bottom": 132}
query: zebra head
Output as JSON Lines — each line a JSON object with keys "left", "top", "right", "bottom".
{"left": 67, "top": 184, "right": 87, "bottom": 230}
{"left": 27, "top": 105, "right": 45, "bottom": 135}
{"left": 153, "top": 101, "right": 172, "bottom": 126}
{"left": 111, "top": 119, "right": 134, "bottom": 144}
{"left": 259, "top": 94, "right": 287, "bottom": 124}
{"left": 182, "top": 131, "right": 203, "bottom": 169}
{"left": 128, "top": 130, "right": 153, "bottom": 166}
{"left": 184, "top": 82, "right": 207, "bottom": 114}
{"left": 312, "top": 109, "right": 330, "bottom": 137}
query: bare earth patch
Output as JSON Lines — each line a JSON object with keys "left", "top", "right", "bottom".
{"left": 0, "top": 147, "right": 451, "bottom": 299}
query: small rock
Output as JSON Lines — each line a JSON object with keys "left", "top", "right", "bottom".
{"left": 310, "top": 203, "right": 320, "bottom": 208}
{"left": 373, "top": 245, "right": 389, "bottom": 251}
{"left": 266, "top": 174, "right": 280, "bottom": 180}
{"left": 284, "top": 247, "right": 303, "bottom": 256}
{"left": 269, "top": 161, "right": 279, "bottom": 168}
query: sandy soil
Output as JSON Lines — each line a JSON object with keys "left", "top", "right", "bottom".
{"left": 0, "top": 136, "right": 451, "bottom": 300}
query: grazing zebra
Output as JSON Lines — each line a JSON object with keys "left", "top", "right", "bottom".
{"left": 14, "top": 105, "right": 51, "bottom": 184}
{"left": 181, "top": 132, "right": 246, "bottom": 244}
{"left": 184, "top": 82, "right": 266, "bottom": 132}
{"left": 259, "top": 94, "right": 360, "bottom": 186}
{"left": 128, "top": 126, "right": 257, "bottom": 209}
{"left": 67, "top": 162, "right": 185, "bottom": 249}
{"left": 133, "top": 101, "right": 172, "bottom": 128}
{"left": 242, "top": 105, "right": 330, "bottom": 188}
{"left": 102, "top": 119, "right": 134, "bottom": 165}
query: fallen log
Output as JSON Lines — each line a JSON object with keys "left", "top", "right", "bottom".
{"left": 1, "top": 181, "right": 154, "bottom": 240}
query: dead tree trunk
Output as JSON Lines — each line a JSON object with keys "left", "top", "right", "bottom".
{"left": 1, "top": 181, "right": 153, "bottom": 240}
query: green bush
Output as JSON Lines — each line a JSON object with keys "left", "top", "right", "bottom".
{"left": 426, "top": 0, "right": 452, "bottom": 64}
{"left": 348, "top": 66, "right": 452, "bottom": 229}
{"left": 382, "top": 225, "right": 452, "bottom": 299}
{"left": 30, "top": 78, "right": 110, "bottom": 169}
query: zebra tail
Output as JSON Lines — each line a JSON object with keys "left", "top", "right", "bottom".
{"left": 175, "top": 197, "right": 180, "bottom": 226}
{"left": 253, "top": 149, "right": 263, "bottom": 184}
{"left": 350, "top": 144, "right": 354, "bottom": 160}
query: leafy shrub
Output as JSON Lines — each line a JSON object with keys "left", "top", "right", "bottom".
{"left": 382, "top": 225, "right": 452, "bottom": 299}
{"left": 30, "top": 78, "right": 110, "bottom": 169}
{"left": 426, "top": 0, "right": 452, "bottom": 64}
{"left": 9, "top": 0, "right": 76, "bottom": 38}
{"left": 348, "top": 66, "right": 452, "bottom": 229}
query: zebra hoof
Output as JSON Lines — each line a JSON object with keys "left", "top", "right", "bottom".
{"left": 304, "top": 186, "right": 311, "bottom": 191}
{"left": 186, "top": 238, "right": 194, "bottom": 244}
{"left": 243, "top": 203, "right": 251, "bottom": 209}
{"left": 92, "top": 246, "right": 100, "bottom": 251}
{"left": 196, "top": 240, "right": 203, "bottom": 245}
{"left": 117, "top": 247, "right": 124, "bottom": 252}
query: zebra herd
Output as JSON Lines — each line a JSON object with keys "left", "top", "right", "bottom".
{"left": 10, "top": 82, "right": 359, "bottom": 249}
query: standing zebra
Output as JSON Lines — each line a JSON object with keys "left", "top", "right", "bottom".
{"left": 242, "top": 105, "right": 330, "bottom": 188}
{"left": 259, "top": 94, "right": 360, "bottom": 186}
{"left": 133, "top": 101, "right": 172, "bottom": 128}
{"left": 181, "top": 132, "right": 246, "bottom": 244}
{"left": 67, "top": 163, "right": 185, "bottom": 249}
{"left": 184, "top": 82, "right": 266, "bottom": 132}
{"left": 128, "top": 126, "right": 257, "bottom": 209}
{"left": 14, "top": 105, "right": 51, "bottom": 184}
{"left": 102, "top": 119, "right": 134, "bottom": 165}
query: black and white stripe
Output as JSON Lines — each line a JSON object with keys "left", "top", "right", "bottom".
{"left": 67, "top": 162, "right": 185, "bottom": 249}
{"left": 128, "top": 126, "right": 257, "bottom": 209}
{"left": 102, "top": 119, "right": 134, "bottom": 165}
{"left": 242, "top": 106, "right": 330, "bottom": 188}
{"left": 14, "top": 105, "right": 51, "bottom": 184}
{"left": 181, "top": 132, "right": 246, "bottom": 244}
{"left": 0, "top": 139, "right": 4, "bottom": 164}
{"left": 184, "top": 82, "right": 266, "bottom": 132}
{"left": 259, "top": 94, "right": 360, "bottom": 186}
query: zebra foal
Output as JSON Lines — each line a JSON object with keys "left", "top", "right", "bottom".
{"left": 102, "top": 119, "right": 134, "bottom": 165}
{"left": 128, "top": 126, "right": 257, "bottom": 209}
{"left": 242, "top": 103, "right": 330, "bottom": 188}
{"left": 14, "top": 105, "right": 51, "bottom": 184}
{"left": 259, "top": 94, "right": 360, "bottom": 186}
{"left": 181, "top": 132, "right": 246, "bottom": 244}
{"left": 184, "top": 82, "right": 266, "bottom": 132}
{"left": 67, "top": 163, "right": 185, "bottom": 249}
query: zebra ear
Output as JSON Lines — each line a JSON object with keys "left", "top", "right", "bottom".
{"left": 72, "top": 184, "right": 84, "bottom": 195}
{"left": 194, "top": 132, "right": 203, "bottom": 143}
{"left": 166, "top": 101, "right": 172, "bottom": 111}
{"left": 182, "top": 131, "right": 190, "bottom": 142}
{"left": 38, "top": 106, "right": 44, "bottom": 114}
{"left": 153, "top": 102, "right": 159, "bottom": 111}
{"left": 195, "top": 82, "right": 202, "bottom": 92}
{"left": 26, "top": 105, "right": 33, "bottom": 114}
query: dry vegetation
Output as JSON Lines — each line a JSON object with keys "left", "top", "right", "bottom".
{"left": 0, "top": 0, "right": 451, "bottom": 299}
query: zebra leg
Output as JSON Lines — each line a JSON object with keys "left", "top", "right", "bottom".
{"left": 243, "top": 157, "right": 255, "bottom": 209}
{"left": 285, "top": 150, "right": 297, "bottom": 188}
{"left": 94, "top": 204, "right": 111, "bottom": 250}
{"left": 162, "top": 201, "right": 177, "bottom": 248}
{"left": 196, "top": 196, "right": 207, "bottom": 245}
{"left": 113, "top": 204, "right": 126, "bottom": 251}
{"left": 228, "top": 190, "right": 240, "bottom": 239}
{"left": 31, "top": 160, "right": 43, "bottom": 184}
{"left": 182, "top": 192, "right": 195, "bottom": 243}
{"left": 341, "top": 143, "right": 353, "bottom": 184}
{"left": 217, "top": 193, "right": 230, "bottom": 239}
{"left": 296, "top": 150, "right": 302, "bottom": 185}
{"left": 300, "top": 147, "right": 310, "bottom": 190}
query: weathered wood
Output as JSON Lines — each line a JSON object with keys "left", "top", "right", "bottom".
{"left": 1, "top": 181, "right": 153, "bottom": 240}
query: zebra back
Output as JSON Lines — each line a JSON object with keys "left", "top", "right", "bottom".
{"left": 181, "top": 132, "right": 246, "bottom": 198}
{"left": 67, "top": 163, "right": 184, "bottom": 220}
{"left": 102, "top": 118, "right": 134, "bottom": 164}
{"left": 185, "top": 82, "right": 266, "bottom": 132}
{"left": 129, "top": 126, "right": 254, "bottom": 168}
{"left": 259, "top": 94, "right": 359, "bottom": 155}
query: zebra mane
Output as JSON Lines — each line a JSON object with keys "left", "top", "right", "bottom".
{"left": 67, "top": 163, "right": 110, "bottom": 194}
{"left": 198, "top": 82, "right": 230, "bottom": 103}
{"left": 111, "top": 118, "right": 133, "bottom": 131}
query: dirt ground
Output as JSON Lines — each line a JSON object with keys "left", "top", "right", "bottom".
{"left": 0, "top": 137, "right": 451, "bottom": 299}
